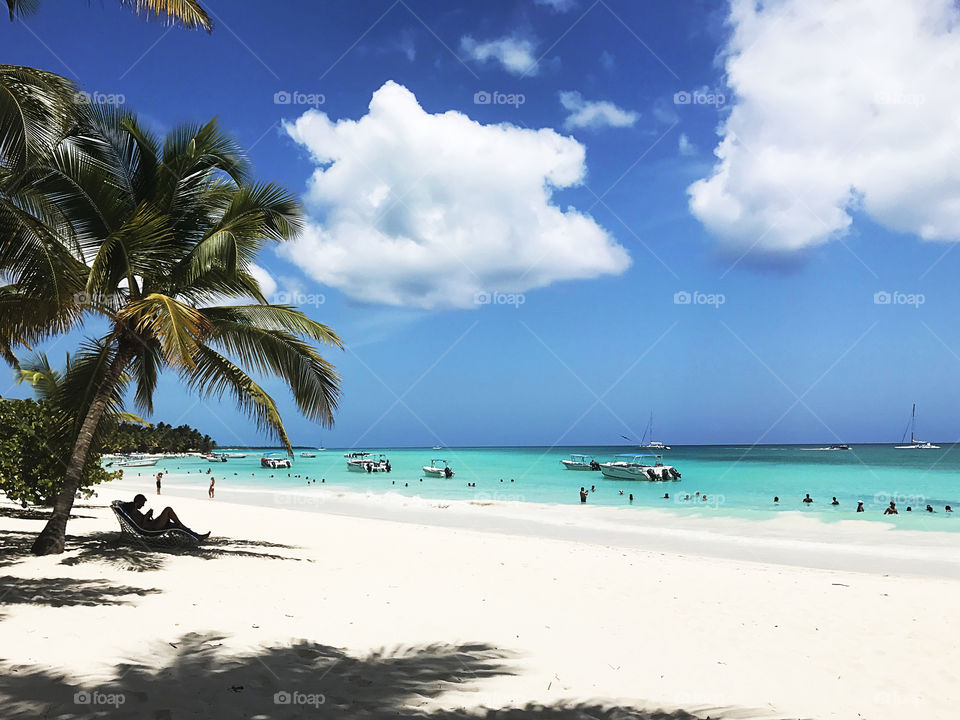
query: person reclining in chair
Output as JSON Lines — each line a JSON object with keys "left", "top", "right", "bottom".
{"left": 121, "top": 494, "right": 209, "bottom": 538}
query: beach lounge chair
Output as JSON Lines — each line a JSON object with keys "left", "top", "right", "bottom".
{"left": 109, "top": 500, "right": 205, "bottom": 548}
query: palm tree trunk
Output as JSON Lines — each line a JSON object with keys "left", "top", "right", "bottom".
{"left": 31, "top": 343, "right": 134, "bottom": 555}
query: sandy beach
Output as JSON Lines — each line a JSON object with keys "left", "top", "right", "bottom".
{"left": 1, "top": 481, "right": 958, "bottom": 719}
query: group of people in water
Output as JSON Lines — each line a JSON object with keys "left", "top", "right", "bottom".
{"left": 774, "top": 493, "right": 954, "bottom": 515}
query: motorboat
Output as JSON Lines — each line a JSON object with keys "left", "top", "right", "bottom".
{"left": 346, "top": 452, "right": 391, "bottom": 473}
{"left": 300, "top": 452, "right": 317, "bottom": 458}
{"left": 560, "top": 453, "right": 601, "bottom": 471}
{"left": 599, "top": 454, "right": 680, "bottom": 481}
{"left": 225, "top": 453, "right": 246, "bottom": 459}
{"left": 119, "top": 457, "right": 158, "bottom": 468}
{"left": 204, "top": 453, "right": 227, "bottom": 462}
{"left": 895, "top": 404, "right": 940, "bottom": 449}
{"left": 423, "top": 459, "right": 454, "bottom": 478}
{"left": 432, "top": 445, "right": 444, "bottom": 450}
{"left": 261, "top": 454, "right": 292, "bottom": 469}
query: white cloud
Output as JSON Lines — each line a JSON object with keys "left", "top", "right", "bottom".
{"left": 689, "top": 0, "right": 960, "bottom": 254}
{"left": 559, "top": 91, "right": 638, "bottom": 130}
{"left": 249, "top": 263, "right": 278, "bottom": 299}
{"left": 281, "top": 81, "right": 629, "bottom": 310}
{"left": 461, "top": 35, "right": 539, "bottom": 76}
{"left": 536, "top": 0, "right": 576, "bottom": 11}
{"left": 678, "top": 133, "right": 696, "bottom": 157}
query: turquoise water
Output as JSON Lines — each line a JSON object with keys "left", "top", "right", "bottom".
{"left": 119, "top": 444, "right": 960, "bottom": 528}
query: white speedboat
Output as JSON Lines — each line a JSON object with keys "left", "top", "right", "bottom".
{"left": 560, "top": 454, "right": 600, "bottom": 471}
{"left": 432, "top": 445, "right": 443, "bottom": 450}
{"left": 119, "top": 457, "right": 158, "bottom": 468}
{"left": 204, "top": 453, "right": 227, "bottom": 462}
{"left": 300, "top": 452, "right": 317, "bottom": 458}
{"left": 225, "top": 453, "right": 246, "bottom": 459}
{"left": 261, "top": 454, "right": 291, "bottom": 469}
{"left": 423, "top": 459, "right": 454, "bottom": 478}
{"left": 599, "top": 454, "right": 680, "bottom": 481}
{"left": 895, "top": 404, "right": 940, "bottom": 449}
{"left": 346, "top": 452, "right": 391, "bottom": 473}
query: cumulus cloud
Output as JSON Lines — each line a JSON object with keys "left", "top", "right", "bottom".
{"left": 281, "top": 81, "right": 629, "bottom": 309}
{"left": 689, "top": 0, "right": 960, "bottom": 254}
{"left": 461, "top": 35, "right": 539, "bottom": 76}
{"left": 559, "top": 91, "right": 638, "bottom": 130}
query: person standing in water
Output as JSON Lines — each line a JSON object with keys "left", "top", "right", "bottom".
{"left": 579, "top": 487, "right": 588, "bottom": 503}
{"left": 209, "top": 477, "right": 215, "bottom": 499}
{"left": 156, "top": 472, "right": 162, "bottom": 495}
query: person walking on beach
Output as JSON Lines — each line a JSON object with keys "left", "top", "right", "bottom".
{"left": 579, "top": 487, "right": 588, "bottom": 503}
{"left": 156, "top": 473, "right": 162, "bottom": 495}
{"left": 209, "top": 477, "right": 215, "bottom": 499}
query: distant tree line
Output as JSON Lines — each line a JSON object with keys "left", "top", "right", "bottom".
{"left": 102, "top": 421, "right": 216, "bottom": 454}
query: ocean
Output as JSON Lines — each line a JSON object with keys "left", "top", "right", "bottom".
{"left": 116, "top": 444, "right": 960, "bottom": 529}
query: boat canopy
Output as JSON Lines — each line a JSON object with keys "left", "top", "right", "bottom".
{"left": 569, "top": 454, "right": 590, "bottom": 462}
{"left": 613, "top": 453, "right": 662, "bottom": 461}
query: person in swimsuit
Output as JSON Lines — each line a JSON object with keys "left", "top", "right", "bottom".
{"left": 156, "top": 473, "right": 162, "bottom": 495}
{"left": 579, "top": 487, "right": 588, "bottom": 503}
{"left": 209, "top": 477, "right": 215, "bottom": 499}
{"left": 122, "top": 494, "right": 208, "bottom": 538}
{"left": 802, "top": 493, "right": 813, "bottom": 504}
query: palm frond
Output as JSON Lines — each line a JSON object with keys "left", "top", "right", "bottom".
{"left": 183, "top": 345, "right": 292, "bottom": 450}
{"left": 118, "top": 0, "right": 212, "bottom": 32}
{"left": 116, "top": 292, "right": 211, "bottom": 369}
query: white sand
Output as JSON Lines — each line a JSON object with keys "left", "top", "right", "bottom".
{"left": 2, "top": 481, "right": 959, "bottom": 719}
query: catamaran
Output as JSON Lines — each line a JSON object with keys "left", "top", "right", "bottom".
{"left": 560, "top": 454, "right": 601, "bottom": 471}
{"left": 895, "top": 404, "right": 940, "bottom": 449}
{"left": 627, "top": 413, "right": 671, "bottom": 451}
{"left": 422, "top": 458, "right": 454, "bottom": 478}
{"left": 599, "top": 454, "right": 681, "bottom": 481}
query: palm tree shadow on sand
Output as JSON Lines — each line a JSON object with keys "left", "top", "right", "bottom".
{"left": 0, "top": 633, "right": 798, "bottom": 719}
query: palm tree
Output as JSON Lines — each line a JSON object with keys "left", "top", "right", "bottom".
{"left": 2, "top": 87, "right": 341, "bottom": 555}
{"left": 6, "top": 0, "right": 213, "bottom": 31}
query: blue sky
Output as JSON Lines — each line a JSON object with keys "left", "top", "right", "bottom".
{"left": 6, "top": 0, "right": 960, "bottom": 447}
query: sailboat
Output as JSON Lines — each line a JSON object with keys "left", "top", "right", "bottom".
{"left": 626, "top": 413, "right": 670, "bottom": 451}
{"left": 895, "top": 404, "right": 940, "bottom": 449}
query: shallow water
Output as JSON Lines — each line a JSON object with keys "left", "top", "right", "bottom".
{"left": 114, "top": 444, "right": 960, "bottom": 530}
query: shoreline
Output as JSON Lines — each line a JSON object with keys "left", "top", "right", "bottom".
{"left": 113, "top": 477, "right": 960, "bottom": 580}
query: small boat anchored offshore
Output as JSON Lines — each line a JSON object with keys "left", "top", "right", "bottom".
{"left": 895, "top": 404, "right": 940, "bottom": 449}
{"left": 119, "top": 457, "right": 158, "bottom": 468}
{"left": 261, "top": 454, "right": 291, "bottom": 469}
{"left": 599, "top": 454, "right": 680, "bottom": 481}
{"left": 423, "top": 458, "right": 454, "bottom": 478}
{"left": 300, "top": 452, "right": 317, "bottom": 458}
{"left": 345, "top": 452, "right": 391, "bottom": 473}
{"left": 560, "top": 454, "right": 601, "bottom": 471}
